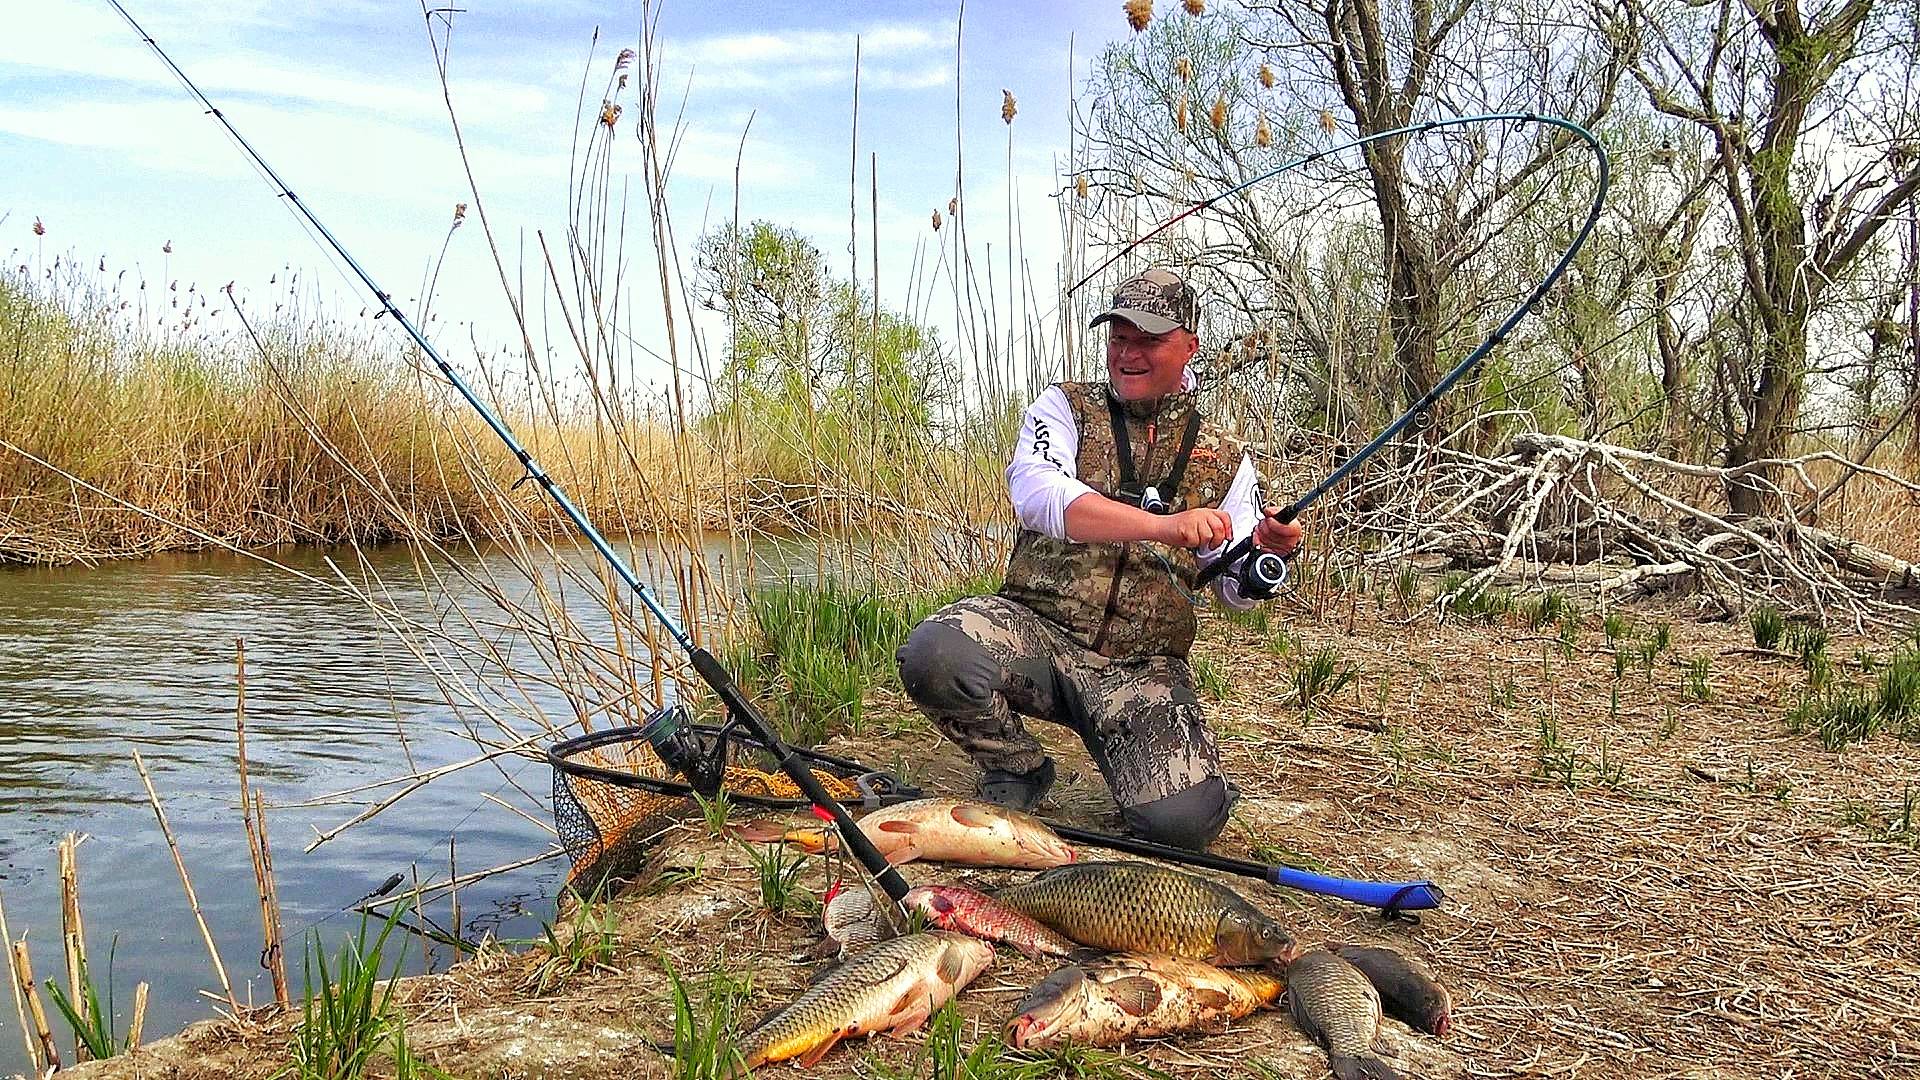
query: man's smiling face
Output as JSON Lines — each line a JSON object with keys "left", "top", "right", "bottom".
{"left": 1106, "top": 319, "right": 1197, "bottom": 401}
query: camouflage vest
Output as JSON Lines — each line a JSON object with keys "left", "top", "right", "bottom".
{"left": 1000, "top": 381, "right": 1244, "bottom": 661}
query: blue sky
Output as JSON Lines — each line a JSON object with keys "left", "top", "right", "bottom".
{"left": 4, "top": 0, "right": 1142, "bottom": 391}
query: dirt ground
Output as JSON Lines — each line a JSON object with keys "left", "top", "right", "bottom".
{"left": 51, "top": 591, "right": 1920, "bottom": 1080}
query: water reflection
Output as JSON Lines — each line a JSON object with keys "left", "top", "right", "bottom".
{"left": 0, "top": 540, "right": 755, "bottom": 1075}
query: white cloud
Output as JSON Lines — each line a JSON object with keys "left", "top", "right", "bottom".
{"left": 674, "top": 24, "right": 946, "bottom": 67}
{"left": 661, "top": 19, "right": 955, "bottom": 96}
{"left": 656, "top": 122, "right": 816, "bottom": 186}
{"left": 7, "top": 4, "right": 549, "bottom": 131}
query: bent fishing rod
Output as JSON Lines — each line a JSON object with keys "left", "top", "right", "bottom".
{"left": 1071, "top": 114, "right": 1610, "bottom": 590}
{"left": 107, "top": 1, "right": 913, "bottom": 902}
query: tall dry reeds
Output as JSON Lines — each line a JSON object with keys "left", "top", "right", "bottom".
{"left": 0, "top": 268, "right": 477, "bottom": 562}
{"left": 0, "top": 261, "right": 1010, "bottom": 567}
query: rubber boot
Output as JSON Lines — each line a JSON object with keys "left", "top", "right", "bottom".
{"left": 976, "top": 758, "right": 1056, "bottom": 812}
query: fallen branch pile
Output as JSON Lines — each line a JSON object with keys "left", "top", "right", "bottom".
{"left": 1320, "top": 430, "right": 1920, "bottom": 629}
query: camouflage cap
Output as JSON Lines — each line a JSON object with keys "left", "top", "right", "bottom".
{"left": 1089, "top": 268, "right": 1199, "bottom": 336}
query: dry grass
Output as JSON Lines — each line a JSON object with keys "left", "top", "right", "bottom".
{"left": 59, "top": 590, "right": 1920, "bottom": 1080}
{"left": 0, "top": 269, "right": 1005, "bottom": 566}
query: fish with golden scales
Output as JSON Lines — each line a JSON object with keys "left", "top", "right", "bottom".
{"left": 1328, "top": 942, "right": 1453, "bottom": 1037}
{"left": 734, "top": 798, "right": 1077, "bottom": 868}
{"left": 902, "top": 884, "right": 1080, "bottom": 959}
{"left": 992, "top": 860, "right": 1298, "bottom": 965}
{"left": 1285, "top": 948, "right": 1405, "bottom": 1080}
{"left": 739, "top": 931, "right": 993, "bottom": 1070}
{"left": 1004, "top": 952, "right": 1285, "bottom": 1049}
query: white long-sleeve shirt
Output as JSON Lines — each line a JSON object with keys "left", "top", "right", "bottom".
{"left": 1003, "top": 385, "right": 1277, "bottom": 608}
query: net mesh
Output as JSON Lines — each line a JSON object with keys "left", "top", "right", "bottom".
{"left": 552, "top": 732, "right": 863, "bottom": 891}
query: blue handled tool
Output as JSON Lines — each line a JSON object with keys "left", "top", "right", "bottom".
{"left": 1046, "top": 822, "right": 1443, "bottom": 917}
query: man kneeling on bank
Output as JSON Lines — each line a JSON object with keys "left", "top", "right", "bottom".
{"left": 897, "top": 269, "right": 1303, "bottom": 852}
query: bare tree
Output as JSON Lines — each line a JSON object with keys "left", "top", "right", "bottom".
{"left": 1078, "top": 0, "right": 1623, "bottom": 447}
{"left": 1623, "top": 0, "right": 1920, "bottom": 512}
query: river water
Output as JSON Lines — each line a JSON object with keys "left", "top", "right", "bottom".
{"left": 0, "top": 539, "right": 770, "bottom": 1076}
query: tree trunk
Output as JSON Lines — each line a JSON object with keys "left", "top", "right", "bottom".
{"left": 1365, "top": 141, "right": 1447, "bottom": 423}
{"left": 1725, "top": 318, "right": 1808, "bottom": 514}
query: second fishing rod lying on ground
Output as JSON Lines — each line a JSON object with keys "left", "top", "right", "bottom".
{"left": 553, "top": 717, "right": 1446, "bottom": 914}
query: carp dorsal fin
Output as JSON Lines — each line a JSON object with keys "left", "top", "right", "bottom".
{"left": 949, "top": 803, "right": 1000, "bottom": 827}
{"left": 1103, "top": 976, "right": 1162, "bottom": 1017}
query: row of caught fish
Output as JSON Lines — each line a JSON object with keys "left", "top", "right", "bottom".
{"left": 742, "top": 857, "right": 1452, "bottom": 1076}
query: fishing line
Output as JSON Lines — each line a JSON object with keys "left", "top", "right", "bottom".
{"left": 108, "top": 0, "right": 915, "bottom": 903}
{"left": 1067, "top": 114, "right": 1610, "bottom": 588}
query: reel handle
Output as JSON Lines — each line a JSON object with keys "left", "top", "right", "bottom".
{"left": 1194, "top": 499, "right": 1303, "bottom": 589}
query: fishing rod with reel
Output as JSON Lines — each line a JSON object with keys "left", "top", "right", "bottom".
{"left": 1068, "top": 114, "right": 1611, "bottom": 590}
{"left": 107, "top": 0, "right": 916, "bottom": 903}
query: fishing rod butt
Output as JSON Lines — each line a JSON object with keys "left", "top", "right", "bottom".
{"left": 685, "top": 646, "right": 913, "bottom": 903}
{"left": 1266, "top": 866, "right": 1445, "bottom": 913}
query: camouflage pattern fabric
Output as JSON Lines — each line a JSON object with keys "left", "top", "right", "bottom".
{"left": 998, "top": 381, "right": 1245, "bottom": 661}
{"left": 911, "top": 594, "right": 1222, "bottom": 812}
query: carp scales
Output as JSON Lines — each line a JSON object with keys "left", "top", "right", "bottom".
{"left": 737, "top": 798, "right": 1077, "bottom": 868}
{"left": 992, "top": 860, "right": 1298, "bottom": 965}
{"left": 1285, "top": 949, "right": 1403, "bottom": 1080}
{"left": 1005, "top": 953, "right": 1285, "bottom": 1049}
{"left": 739, "top": 931, "right": 993, "bottom": 1070}
{"left": 809, "top": 879, "right": 895, "bottom": 961}
{"left": 1329, "top": 942, "right": 1453, "bottom": 1037}
{"left": 902, "top": 884, "right": 1080, "bottom": 959}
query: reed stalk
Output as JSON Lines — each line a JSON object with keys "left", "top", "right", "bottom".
{"left": 57, "top": 833, "right": 91, "bottom": 1062}
{"left": 128, "top": 981, "right": 148, "bottom": 1053}
{"left": 10, "top": 935, "right": 60, "bottom": 1071}
{"left": 254, "top": 789, "right": 288, "bottom": 1009}
{"left": 0, "top": 889, "right": 44, "bottom": 1074}
{"left": 235, "top": 638, "right": 291, "bottom": 1009}
{"left": 448, "top": 838, "right": 460, "bottom": 956}
{"left": 131, "top": 748, "right": 239, "bottom": 1012}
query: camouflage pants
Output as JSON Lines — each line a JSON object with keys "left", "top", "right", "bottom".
{"left": 896, "top": 594, "right": 1228, "bottom": 847}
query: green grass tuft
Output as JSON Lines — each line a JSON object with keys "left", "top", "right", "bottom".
{"left": 279, "top": 912, "right": 448, "bottom": 1080}
{"left": 1293, "top": 646, "right": 1359, "bottom": 712}
{"left": 739, "top": 573, "right": 1000, "bottom": 744}
{"left": 1190, "top": 655, "right": 1231, "bottom": 701}
{"left": 1439, "top": 573, "right": 1513, "bottom": 622}
{"left": 743, "top": 843, "right": 814, "bottom": 919}
{"left": 521, "top": 886, "right": 619, "bottom": 996}
{"left": 664, "top": 957, "right": 751, "bottom": 1080}
{"left": 44, "top": 942, "right": 131, "bottom": 1061}
{"left": 1750, "top": 604, "right": 1785, "bottom": 650}
{"left": 1392, "top": 563, "right": 1421, "bottom": 612}
{"left": 1522, "top": 590, "right": 1568, "bottom": 630}
{"left": 1783, "top": 619, "right": 1830, "bottom": 669}
{"left": 1684, "top": 655, "right": 1713, "bottom": 702}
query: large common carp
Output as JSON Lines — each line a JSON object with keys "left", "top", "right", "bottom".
{"left": 737, "top": 798, "right": 1077, "bottom": 868}
{"left": 902, "top": 884, "right": 1081, "bottom": 959}
{"left": 1286, "top": 949, "right": 1404, "bottom": 1080}
{"left": 739, "top": 931, "right": 993, "bottom": 1069}
{"left": 1005, "top": 953, "right": 1285, "bottom": 1049}
{"left": 1328, "top": 942, "right": 1453, "bottom": 1037}
{"left": 992, "top": 861, "right": 1297, "bottom": 965}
